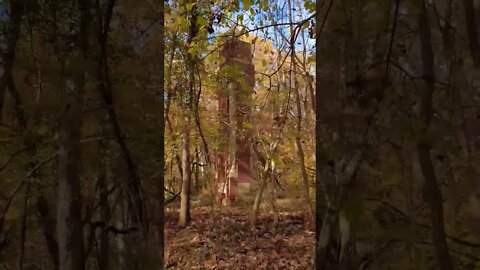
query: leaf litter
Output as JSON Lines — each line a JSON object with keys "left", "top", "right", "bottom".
{"left": 165, "top": 204, "right": 314, "bottom": 269}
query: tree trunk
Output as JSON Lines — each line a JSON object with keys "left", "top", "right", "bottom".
{"left": 57, "top": 94, "right": 86, "bottom": 270}
{"left": 56, "top": 0, "right": 90, "bottom": 269}
{"left": 315, "top": 3, "right": 322, "bottom": 267}
{"left": 462, "top": 0, "right": 480, "bottom": 67}
{"left": 98, "top": 141, "right": 110, "bottom": 270}
{"left": 179, "top": 1, "right": 198, "bottom": 227}
{"left": 269, "top": 175, "right": 279, "bottom": 228}
{"left": 157, "top": 0, "right": 165, "bottom": 268}
{"left": 165, "top": 34, "right": 184, "bottom": 180}
{"left": 179, "top": 121, "right": 192, "bottom": 226}
{"left": 0, "top": 0, "right": 23, "bottom": 122}
{"left": 36, "top": 193, "right": 59, "bottom": 268}
{"left": 194, "top": 148, "right": 200, "bottom": 191}
{"left": 115, "top": 193, "right": 129, "bottom": 270}
{"left": 17, "top": 184, "right": 29, "bottom": 270}
{"left": 416, "top": 1, "right": 453, "bottom": 269}
{"left": 251, "top": 173, "right": 267, "bottom": 226}
{"left": 227, "top": 70, "right": 237, "bottom": 205}
{"left": 288, "top": 0, "right": 314, "bottom": 223}
{"left": 95, "top": 0, "right": 144, "bottom": 226}
{"left": 316, "top": 205, "right": 336, "bottom": 269}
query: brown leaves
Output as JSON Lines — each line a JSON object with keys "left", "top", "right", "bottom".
{"left": 204, "top": 254, "right": 217, "bottom": 269}
{"left": 165, "top": 206, "right": 314, "bottom": 269}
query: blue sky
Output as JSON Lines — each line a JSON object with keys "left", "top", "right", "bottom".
{"left": 211, "top": 0, "right": 316, "bottom": 53}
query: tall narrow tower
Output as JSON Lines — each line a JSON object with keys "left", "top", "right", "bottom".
{"left": 216, "top": 39, "right": 255, "bottom": 204}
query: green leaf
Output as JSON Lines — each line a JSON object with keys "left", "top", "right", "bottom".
{"left": 186, "top": 2, "right": 196, "bottom": 11}
{"left": 238, "top": 14, "right": 244, "bottom": 23}
{"left": 196, "top": 16, "right": 207, "bottom": 27}
{"left": 243, "top": 122, "right": 253, "bottom": 129}
{"left": 262, "top": 59, "right": 267, "bottom": 67}
{"left": 304, "top": 0, "right": 315, "bottom": 13}
{"left": 188, "top": 46, "right": 196, "bottom": 55}
{"left": 259, "top": 0, "right": 268, "bottom": 11}
{"left": 180, "top": 17, "right": 189, "bottom": 29}
{"left": 271, "top": 155, "right": 281, "bottom": 166}
{"left": 243, "top": 0, "right": 253, "bottom": 10}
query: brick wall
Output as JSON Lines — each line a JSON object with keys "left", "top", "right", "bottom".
{"left": 216, "top": 39, "right": 255, "bottom": 203}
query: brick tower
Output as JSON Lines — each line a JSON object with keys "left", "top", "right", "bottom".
{"left": 216, "top": 39, "right": 255, "bottom": 204}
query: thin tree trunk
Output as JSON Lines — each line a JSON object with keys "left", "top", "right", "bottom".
{"left": 0, "top": 3, "right": 54, "bottom": 267}
{"left": 57, "top": 81, "right": 86, "bottom": 270}
{"left": 0, "top": 0, "right": 23, "bottom": 122}
{"left": 98, "top": 140, "right": 110, "bottom": 270}
{"left": 317, "top": 24, "right": 347, "bottom": 269}
{"left": 416, "top": 1, "right": 453, "bottom": 269}
{"left": 251, "top": 173, "right": 267, "bottom": 226}
{"left": 157, "top": 0, "right": 165, "bottom": 267}
{"left": 56, "top": 0, "right": 90, "bottom": 268}
{"left": 288, "top": 0, "right": 314, "bottom": 223}
{"left": 6, "top": 74, "right": 27, "bottom": 127}
{"left": 96, "top": 0, "right": 144, "bottom": 225}
{"left": 36, "top": 193, "right": 59, "bottom": 268}
{"left": 269, "top": 175, "right": 279, "bottom": 228}
{"left": 17, "top": 184, "right": 29, "bottom": 270}
{"left": 315, "top": 3, "right": 322, "bottom": 266}
{"left": 165, "top": 105, "right": 183, "bottom": 179}
{"left": 462, "top": 0, "right": 480, "bottom": 67}
{"left": 165, "top": 33, "right": 183, "bottom": 180}
{"left": 317, "top": 207, "right": 335, "bottom": 269}
{"left": 436, "top": 0, "right": 480, "bottom": 231}
{"left": 179, "top": 1, "right": 198, "bottom": 227}
{"left": 115, "top": 193, "right": 129, "bottom": 270}
{"left": 95, "top": 1, "right": 146, "bottom": 266}
{"left": 194, "top": 148, "right": 200, "bottom": 191}
{"left": 227, "top": 68, "right": 237, "bottom": 205}
{"left": 179, "top": 121, "right": 192, "bottom": 226}
{"left": 251, "top": 142, "right": 267, "bottom": 226}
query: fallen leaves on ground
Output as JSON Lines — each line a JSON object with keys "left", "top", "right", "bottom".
{"left": 165, "top": 203, "right": 314, "bottom": 269}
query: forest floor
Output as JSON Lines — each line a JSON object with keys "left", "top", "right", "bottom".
{"left": 164, "top": 196, "right": 315, "bottom": 270}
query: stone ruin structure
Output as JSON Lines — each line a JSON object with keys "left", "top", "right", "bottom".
{"left": 215, "top": 39, "right": 255, "bottom": 205}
